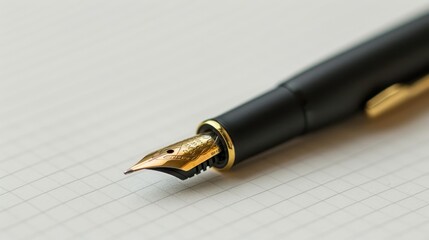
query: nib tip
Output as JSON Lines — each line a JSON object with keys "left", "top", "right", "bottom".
{"left": 123, "top": 169, "right": 135, "bottom": 175}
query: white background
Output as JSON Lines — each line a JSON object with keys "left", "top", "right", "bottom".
{"left": 1, "top": 1, "right": 429, "bottom": 239}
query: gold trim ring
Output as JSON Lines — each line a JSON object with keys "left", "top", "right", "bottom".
{"left": 197, "top": 120, "right": 235, "bottom": 170}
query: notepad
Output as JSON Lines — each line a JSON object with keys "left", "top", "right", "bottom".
{"left": 1, "top": 1, "right": 429, "bottom": 239}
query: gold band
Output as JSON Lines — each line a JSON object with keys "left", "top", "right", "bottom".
{"left": 197, "top": 120, "right": 235, "bottom": 170}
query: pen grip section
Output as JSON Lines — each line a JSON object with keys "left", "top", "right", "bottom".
{"left": 213, "top": 87, "right": 305, "bottom": 165}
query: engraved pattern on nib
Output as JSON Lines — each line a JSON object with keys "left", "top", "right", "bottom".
{"left": 160, "top": 134, "right": 216, "bottom": 162}
{"left": 130, "top": 134, "right": 221, "bottom": 172}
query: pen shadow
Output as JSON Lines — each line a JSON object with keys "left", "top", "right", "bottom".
{"left": 195, "top": 91, "right": 429, "bottom": 187}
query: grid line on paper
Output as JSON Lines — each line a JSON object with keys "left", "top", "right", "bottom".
{"left": 174, "top": 147, "right": 429, "bottom": 240}
{"left": 2, "top": 1, "right": 429, "bottom": 240}
{"left": 269, "top": 175, "right": 429, "bottom": 239}
{"left": 347, "top": 189, "right": 429, "bottom": 239}
{"left": 101, "top": 132, "right": 429, "bottom": 240}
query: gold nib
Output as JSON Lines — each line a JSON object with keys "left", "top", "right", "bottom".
{"left": 124, "top": 133, "right": 221, "bottom": 175}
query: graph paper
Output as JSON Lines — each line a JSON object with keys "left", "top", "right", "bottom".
{"left": 1, "top": 1, "right": 429, "bottom": 239}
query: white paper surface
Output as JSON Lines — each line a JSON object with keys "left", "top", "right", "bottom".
{"left": 1, "top": 1, "right": 429, "bottom": 239}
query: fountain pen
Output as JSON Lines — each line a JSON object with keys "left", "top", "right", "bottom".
{"left": 125, "top": 12, "right": 429, "bottom": 180}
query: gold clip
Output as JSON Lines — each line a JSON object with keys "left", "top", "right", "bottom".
{"left": 366, "top": 74, "right": 429, "bottom": 118}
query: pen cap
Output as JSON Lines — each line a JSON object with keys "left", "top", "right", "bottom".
{"left": 282, "top": 12, "right": 429, "bottom": 130}
{"left": 210, "top": 87, "right": 305, "bottom": 166}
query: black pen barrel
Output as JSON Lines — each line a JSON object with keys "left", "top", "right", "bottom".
{"left": 210, "top": 12, "right": 429, "bottom": 166}
{"left": 213, "top": 87, "right": 305, "bottom": 165}
{"left": 283, "top": 12, "right": 429, "bottom": 130}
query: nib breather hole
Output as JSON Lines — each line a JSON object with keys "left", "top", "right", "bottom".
{"left": 167, "top": 149, "right": 174, "bottom": 154}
